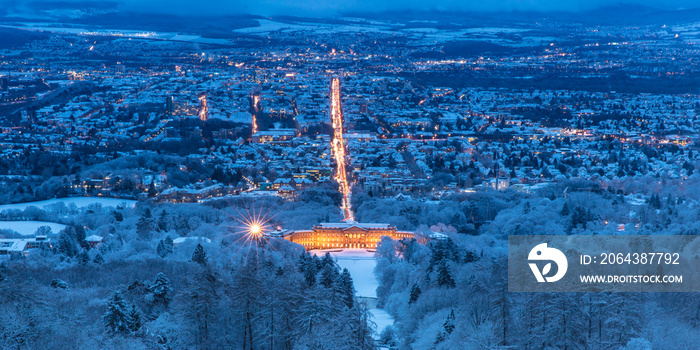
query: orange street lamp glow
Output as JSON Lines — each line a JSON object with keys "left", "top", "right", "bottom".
{"left": 226, "top": 206, "right": 279, "bottom": 259}
{"left": 330, "top": 77, "right": 354, "bottom": 221}
{"left": 249, "top": 223, "right": 262, "bottom": 237}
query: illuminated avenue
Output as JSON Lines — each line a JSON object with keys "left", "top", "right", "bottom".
{"left": 330, "top": 77, "right": 354, "bottom": 221}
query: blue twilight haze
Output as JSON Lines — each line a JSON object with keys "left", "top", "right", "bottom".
{"left": 2, "top": 0, "right": 700, "bottom": 16}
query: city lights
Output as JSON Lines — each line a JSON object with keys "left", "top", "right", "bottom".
{"left": 198, "top": 93, "right": 208, "bottom": 121}
{"left": 329, "top": 77, "right": 354, "bottom": 221}
{"left": 251, "top": 94, "right": 260, "bottom": 135}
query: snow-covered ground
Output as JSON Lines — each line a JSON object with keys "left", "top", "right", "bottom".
{"left": 0, "top": 221, "right": 66, "bottom": 236}
{"left": 626, "top": 194, "right": 647, "bottom": 206}
{"left": 0, "top": 197, "right": 136, "bottom": 213}
{"left": 320, "top": 249, "right": 378, "bottom": 297}
{"left": 233, "top": 19, "right": 395, "bottom": 35}
{"left": 369, "top": 308, "right": 394, "bottom": 339}
{"left": 1, "top": 23, "right": 231, "bottom": 44}
{"left": 312, "top": 248, "right": 395, "bottom": 337}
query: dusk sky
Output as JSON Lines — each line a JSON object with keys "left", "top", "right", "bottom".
{"left": 5, "top": 0, "right": 700, "bottom": 16}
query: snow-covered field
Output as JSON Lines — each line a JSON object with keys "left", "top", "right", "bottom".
{"left": 368, "top": 308, "right": 394, "bottom": 338}
{"left": 233, "top": 19, "right": 395, "bottom": 35}
{"left": 0, "top": 221, "right": 66, "bottom": 236}
{"left": 0, "top": 197, "right": 136, "bottom": 212}
{"left": 317, "top": 249, "right": 378, "bottom": 297}
{"left": 1, "top": 24, "right": 231, "bottom": 44}
{"left": 312, "top": 248, "right": 395, "bottom": 337}
{"left": 233, "top": 19, "right": 541, "bottom": 46}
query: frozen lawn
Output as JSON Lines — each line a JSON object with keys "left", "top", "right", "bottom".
{"left": 0, "top": 221, "right": 67, "bottom": 236}
{"left": 313, "top": 249, "right": 378, "bottom": 297}
{"left": 0, "top": 197, "right": 136, "bottom": 213}
{"left": 369, "top": 308, "right": 394, "bottom": 337}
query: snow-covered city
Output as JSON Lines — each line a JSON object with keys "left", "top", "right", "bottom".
{"left": 1, "top": 1, "right": 700, "bottom": 349}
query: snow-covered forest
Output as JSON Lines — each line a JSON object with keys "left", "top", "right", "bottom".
{"left": 2, "top": 175, "right": 700, "bottom": 349}
{"left": 0, "top": 195, "right": 373, "bottom": 349}
{"left": 371, "top": 176, "right": 700, "bottom": 350}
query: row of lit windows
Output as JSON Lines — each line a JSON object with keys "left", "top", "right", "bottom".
{"left": 292, "top": 234, "right": 413, "bottom": 241}
{"left": 288, "top": 232, "right": 415, "bottom": 248}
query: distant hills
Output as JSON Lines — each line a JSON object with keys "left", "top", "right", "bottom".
{"left": 1, "top": 2, "right": 700, "bottom": 35}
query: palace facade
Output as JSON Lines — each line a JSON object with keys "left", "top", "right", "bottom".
{"left": 284, "top": 222, "right": 414, "bottom": 250}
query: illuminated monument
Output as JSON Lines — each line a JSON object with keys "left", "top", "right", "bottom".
{"left": 285, "top": 222, "right": 413, "bottom": 250}
{"left": 282, "top": 77, "right": 414, "bottom": 250}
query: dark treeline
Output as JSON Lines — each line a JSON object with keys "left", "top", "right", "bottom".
{"left": 403, "top": 71, "right": 700, "bottom": 94}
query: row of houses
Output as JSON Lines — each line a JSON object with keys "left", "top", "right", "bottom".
{"left": 0, "top": 235, "right": 52, "bottom": 257}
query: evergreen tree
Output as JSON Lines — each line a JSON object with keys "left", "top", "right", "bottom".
{"left": 158, "top": 236, "right": 175, "bottom": 257}
{"left": 0, "top": 261, "right": 7, "bottom": 282}
{"left": 571, "top": 206, "right": 588, "bottom": 230}
{"left": 128, "top": 279, "right": 148, "bottom": 296}
{"left": 126, "top": 305, "right": 142, "bottom": 332}
{"left": 93, "top": 253, "right": 105, "bottom": 264}
{"left": 136, "top": 216, "right": 152, "bottom": 240}
{"left": 77, "top": 250, "right": 90, "bottom": 266}
{"left": 321, "top": 252, "right": 335, "bottom": 267}
{"left": 338, "top": 268, "right": 354, "bottom": 309}
{"left": 462, "top": 249, "right": 479, "bottom": 263}
{"left": 230, "top": 257, "right": 265, "bottom": 350}
{"left": 492, "top": 277, "right": 511, "bottom": 347}
{"left": 299, "top": 252, "right": 318, "bottom": 287}
{"left": 212, "top": 166, "right": 224, "bottom": 182}
{"left": 164, "top": 236, "right": 174, "bottom": 255}
{"left": 157, "top": 210, "right": 169, "bottom": 231}
{"left": 427, "top": 239, "right": 459, "bottom": 272}
{"left": 191, "top": 243, "right": 207, "bottom": 265}
{"left": 319, "top": 264, "right": 336, "bottom": 289}
{"left": 35, "top": 225, "right": 52, "bottom": 236}
{"left": 50, "top": 279, "right": 69, "bottom": 289}
{"left": 443, "top": 309, "right": 455, "bottom": 334}
{"left": 74, "top": 225, "right": 88, "bottom": 249}
{"left": 649, "top": 194, "right": 662, "bottom": 209}
{"left": 156, "top": 240, "right": 168, "bottom": 258}
{"left": 561, "top": 202, "right": 570, "bottom": 216}
{"left": 400, "top": 238, "right": 422, "bottom": 264}
{"left": 103, "top": 290, "right": 130, "bottom": 334}
{"left": 150, "top": 272, "right": 173, "bottom": 307}
{"left": 603, "top": 293, "right": 642, "bottom": 347}
{"left": 435, "top": 309, "right": 456, "bottom": 345}
{"left": 187, "top": 268, "right": 219, "bottom": 347}
{"left": 437, "top": 260, "right": 456, "bottom": 288}
{"left": 148, "top": 181, "right": 157, "bottom": 197}
{"left": 409, "top": 283, "right": 422, "bottom": 304}
{"left": 175, "top": 214, "right": 190, "bottom": 236}
{"left": 58, "top": 227, "right": 79, "bottom": 257}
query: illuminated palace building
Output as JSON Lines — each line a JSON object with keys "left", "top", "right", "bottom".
{"left": 285, "top": 222, "right": 414, "bottom": 250}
